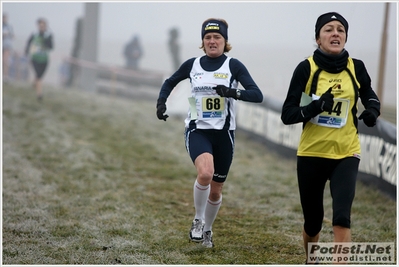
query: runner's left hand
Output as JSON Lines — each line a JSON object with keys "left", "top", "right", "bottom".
{"left": 213, "top": 85, "right": 236, "bottom": 98}
{"left": 359, "top": 108, "right": 379, "bottom": 127}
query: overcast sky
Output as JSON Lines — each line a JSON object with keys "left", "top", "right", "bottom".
{"left": 2, "top": 1, "right": 397, "bottom": 51}
{"left": 2, "top": 1, "right": 397, "bottom": 105}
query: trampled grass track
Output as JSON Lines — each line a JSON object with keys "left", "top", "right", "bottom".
{"left": 2, "top": 83, "right": 396, "bottom": 264}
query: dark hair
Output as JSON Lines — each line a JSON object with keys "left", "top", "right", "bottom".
{"left": 37, "top": 18, "right": 47, "bottom": 24}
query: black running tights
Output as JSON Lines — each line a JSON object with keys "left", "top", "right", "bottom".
{"left": 297, "top": 156, "right": 359, "bottom": 237}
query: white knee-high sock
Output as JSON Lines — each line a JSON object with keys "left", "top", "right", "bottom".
{"left": 193, "top": 179, "right": 210, "bottom": 221}
{"left": 204, "top": 195, "right": 222, "bottom": 232}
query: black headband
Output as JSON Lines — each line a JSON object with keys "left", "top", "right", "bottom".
{"left": 201, "top": 19, "right": 228, "bottom": 40}
{"left": 315, "top": 12, "right": 349, "bottom": 41}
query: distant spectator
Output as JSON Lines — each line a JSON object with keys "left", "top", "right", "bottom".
{"left": 168, "top": 27, "right": 181, "bottom": 71}
{"left": 59, "top": 58, "right": 71, "bottom": 86}
{"left": 9, "top": 51, "right": 30, "bottom": 81}
{"left": 123, "top": 35, "right": 143, "bottom": 70}
{"left": 25, "top": 18, "right": 53, "bottom": 101}
{"left": 3, "top": 13, "right": 14, "bottom": 82}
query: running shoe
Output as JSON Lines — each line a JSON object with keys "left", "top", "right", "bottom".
{"left": 202, "top": 230, "right": 214, "bottom": 248}
{"left": 189, "top": 219, "right": 204, "bottom": 242}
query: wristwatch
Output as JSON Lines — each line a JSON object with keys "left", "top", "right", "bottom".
{"left": 236, "top": 89, "right": 241, "bottom": 99}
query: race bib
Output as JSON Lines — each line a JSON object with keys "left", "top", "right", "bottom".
{"left": 310, "top": 94, "right": 350, "bottom": 128}
{"left": 29, "top": 44, "right": 41, "bottom": 55}
{"left": 189, "top": 95, "right": 225, "bottom": 120}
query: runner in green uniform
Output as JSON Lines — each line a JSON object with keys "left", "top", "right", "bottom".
{"left": 25, "top": 18, "right": 53, "bottom": 101}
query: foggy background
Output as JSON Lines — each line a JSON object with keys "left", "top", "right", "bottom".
{"left": 2, "top": 1, "right": 397, "bottom": 106}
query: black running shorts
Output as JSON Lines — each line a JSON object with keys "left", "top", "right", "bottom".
{"left": 184, "top": 128, "right": 235, "bottom": 183}
{"left": 31, "top": 60, "right": 48, "bottom": 79}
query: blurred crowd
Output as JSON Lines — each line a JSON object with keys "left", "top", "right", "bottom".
{"left": 2, "top": 13, "right": 30, "bottom": 83}
{"left": 3, "top": 12, "right": 182, "bottom": 92}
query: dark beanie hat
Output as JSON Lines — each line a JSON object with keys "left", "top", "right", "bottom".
{"left": 315, "top": 12, "right": 349, "bottom": 41}
{"left": 201, "top": 19, "right": 228, "bottom": 40}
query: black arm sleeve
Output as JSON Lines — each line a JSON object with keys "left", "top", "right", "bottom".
{"left": 281, "top": 60, "right": 321, "bottom": 125}
{"left": 25, "top": 34, "right": 33, "bottom": 56}
{"left": 230, "top": 58, "right": 263, "bottom": 103}
{"left": 44, "top": 34, "right": 53, "bottom": 50}
{"left": 353, "top": 59, "right": 381, "bottom": 115}
{"left": 158, "top": 58, "right": 195, "bottom": 100}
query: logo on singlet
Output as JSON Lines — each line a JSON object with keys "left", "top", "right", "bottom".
{"left": 214, "top": 72, "right": 228, "bottom": 79}
{"left": 193, "top": 85, "right": 213, "bottom": 92}
{"left": 330, "top": 83, "right": 343, "bottom": 95}
{"left": 329, "top": 78, "right": 342, "bottom": 84}
{"left": 193, "top": 72, "right": 203, "bottom": 79}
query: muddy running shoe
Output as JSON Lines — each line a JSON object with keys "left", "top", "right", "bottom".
{"left": 202, "top": 230, "right": 214, "bottom": 248}
{"left": 189, "top": 219, "right": 204, "bottom": 242}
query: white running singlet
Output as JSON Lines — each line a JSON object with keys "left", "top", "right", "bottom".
{"left": 185, "top": 57, "right": 238, "bottom": 130}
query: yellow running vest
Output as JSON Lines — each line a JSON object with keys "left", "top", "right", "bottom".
{"left": 298, "top": 56, "right": 361, "bottom": 159}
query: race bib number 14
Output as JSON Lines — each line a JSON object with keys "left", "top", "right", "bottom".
{"left": 311, "top": 94, "right": 350, "bottom": 128}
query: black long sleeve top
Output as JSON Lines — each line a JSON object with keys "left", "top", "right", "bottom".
{"left": 158, "top": 54, "right": 263, "bottom": 103}
{"left": 281, "top": 51, "right": 380, "bottom": 125}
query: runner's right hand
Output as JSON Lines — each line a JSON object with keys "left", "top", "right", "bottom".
{"left": 156, "top": 98, "right": 169, "bottom": 121}
{"left": 316, "top": 87, "right": 334, "bottom": 112}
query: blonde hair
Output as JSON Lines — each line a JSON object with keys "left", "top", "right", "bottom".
{"left": 199, "top": 18, "right": 232, "bottom": 53}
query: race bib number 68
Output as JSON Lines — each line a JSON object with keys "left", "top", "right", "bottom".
{"left": 201, "top": 96, "right": 225, "bottom": 119}
{"left": 188, "top": 95, "right": 226, "bottom": 120}
{"left": 202, "top": 97, "right": 224, "bottom": 112}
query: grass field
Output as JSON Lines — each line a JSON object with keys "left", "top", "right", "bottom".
{"left": 2, "top": 83, "right": 396, "bottom": 265}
